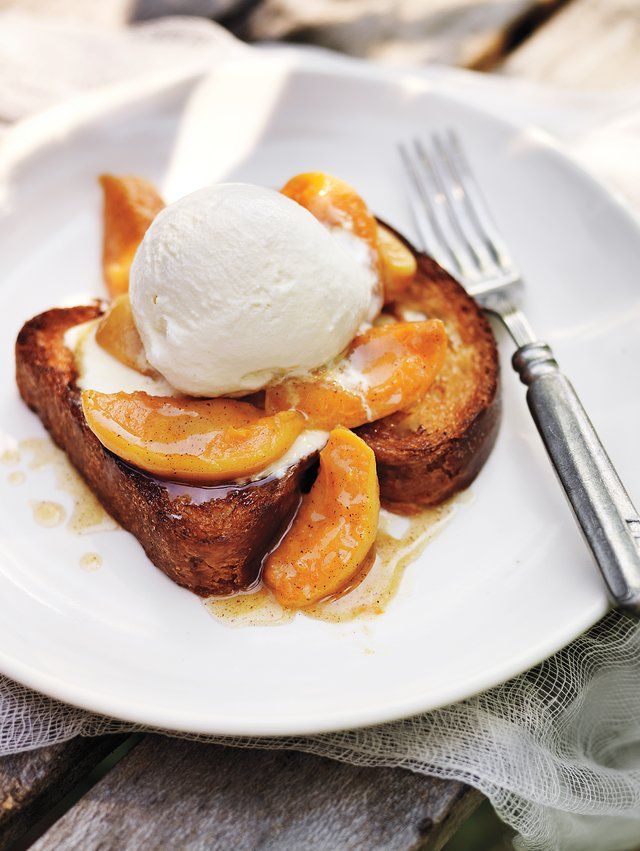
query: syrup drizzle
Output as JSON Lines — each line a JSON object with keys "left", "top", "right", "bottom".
{"left": 80, "top": 552, "right": 103, "bottom": 572}
{"left": 0, "top": 448, "right": 20, "bottom": 466}
{"left": 162, "top": 472, "right": 280, "bottom": 505}
{"left": 13, "top": 437, "right": 117, "bottom": 534}
{"left": 5, "top": 433, "right": 469, "bottom": 626}
{"left": 205, "top": 494, "right": 467, "bottom": 628}
{"left": 31, "top": 500, "right": 66, "bottom": 528}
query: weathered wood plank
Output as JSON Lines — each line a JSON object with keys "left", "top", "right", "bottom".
{"left": 501, "top": 0, "right": 640, "bottom": 87}
{"left": 238, "top": 0, "right": 563, "bottom": 69}
{"left": 32, "top": 735, "right": 481, "bottom": 850}
{"left": 0, "top": 736, "right": 126, "bottom": 849}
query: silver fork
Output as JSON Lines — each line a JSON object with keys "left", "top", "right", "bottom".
{"left": 400, "top": 131, "right": 640, "bottom": 617}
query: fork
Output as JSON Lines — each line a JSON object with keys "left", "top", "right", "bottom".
{"left": 399, "top": 131, "right": 640, "bottom": 617}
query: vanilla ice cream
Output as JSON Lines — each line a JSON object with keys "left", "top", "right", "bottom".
{"left": 129, "top": 183, "right": 378, "bottom": 397}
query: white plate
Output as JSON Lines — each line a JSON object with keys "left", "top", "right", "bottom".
{"left": 0, "top": 54, "right": 638, "bottom": 737}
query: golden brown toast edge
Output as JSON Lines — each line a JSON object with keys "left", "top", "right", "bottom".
{"left": 357, "top": 230, "right": 501, "bottom": 510}
{"left": 15, "top": 305, "right": 306, "bottom": 596}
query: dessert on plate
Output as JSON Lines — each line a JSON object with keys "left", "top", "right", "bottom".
{"left": 15, "top": 171, "right": 500, "bottom": 609}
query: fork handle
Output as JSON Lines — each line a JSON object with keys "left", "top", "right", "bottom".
{"left": 512, "top": 342, "right": 640, "bottom": 616}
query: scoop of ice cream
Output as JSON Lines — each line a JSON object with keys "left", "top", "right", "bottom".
{"left": 129, "top": 183, "right": 377, "bottom": 397}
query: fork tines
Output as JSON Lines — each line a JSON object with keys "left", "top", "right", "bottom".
{"left": 399, "top": 131, "right": 516, "bottom": 291}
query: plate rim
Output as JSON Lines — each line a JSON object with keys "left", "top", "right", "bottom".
{"left": 0, "top": 52, "right": 624, "bottom": 736}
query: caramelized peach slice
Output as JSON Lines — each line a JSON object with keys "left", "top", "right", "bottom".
{"left": 263, "top": 427, "right": 379, "bottom": 607}
{"left": 265, "top": 320, "right": 447, "bottom": 430}
{"left": 100, "top": 174, "right": 164, "bottom": 298}
{"left": 377, "top": 224, "right": 417, "bottom": 302}
{"left": 95, "top": 294, "right": 155, "bottom": 375}
{"left": 81, "top": 391, "right": 305, "bottom": 484}
{"left": 281, "top": 172, "right": 378, "bottom": 252}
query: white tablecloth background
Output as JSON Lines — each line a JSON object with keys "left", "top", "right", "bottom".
{"left": 2, "top": 12, "right": 640, "bottom": 850}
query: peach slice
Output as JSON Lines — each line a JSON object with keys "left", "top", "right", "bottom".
{"left": 263, "top": 427, "right": 379, "bottom": 607}
{"left": 377, "top": 224, "right": 417, "bottom": 302}
{"left": 265, "top": 320, "right": 447, "bottom": 430}
{"left": 81, "top": 391, "right": 305, "bottom": 484}
{"left": 100, "top": 174, "right": 164, "bottom": 298}
{"left": 281, "top": 172, "right": 379, "bottom": 252}
{"left": 95, "top": 294, "right": 155, "bottom": 375}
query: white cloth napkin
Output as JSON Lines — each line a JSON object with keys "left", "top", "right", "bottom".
{"left": 2, "top": 12, "right": 640, "bottom": 851}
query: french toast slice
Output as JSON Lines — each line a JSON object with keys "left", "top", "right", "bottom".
{"left": 15, "top": 237, "right": 499, "bottom": 596}
{"left": 15, "top": 305, "right": 306, "bottom": 596}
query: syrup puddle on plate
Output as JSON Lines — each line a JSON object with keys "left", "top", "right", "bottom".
{"left": 31, "top": 500, "right": 66, "bottom": 528}
{"left": 0, "top": 447, "right": 20, "bottom": 466}
{"left": 79, "top": 552, "right": 103, "bottom": 572}
{"left": 205, "top": 493, "right": 469, "bottom": 628}
{"left": 2, "top": 435, "right": 117, "bottom": 534}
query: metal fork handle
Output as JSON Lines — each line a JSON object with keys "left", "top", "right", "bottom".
{"left": 513, "top": 342, "right": 640, "bottom": 616}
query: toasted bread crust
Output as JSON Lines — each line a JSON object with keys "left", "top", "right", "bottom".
{"left": 15, "top": 305, "right": 305, "bottom": 596}
{"left": 357, "top": 239, "right": 501, "bottom": 510}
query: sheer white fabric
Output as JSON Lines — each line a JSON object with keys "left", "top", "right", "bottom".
{"left": 2, "top": 13, "right": 640, "bottom": 850}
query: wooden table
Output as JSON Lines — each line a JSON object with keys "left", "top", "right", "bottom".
{"left": 1, "top": 1, "right": 636, "bottom": 848}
